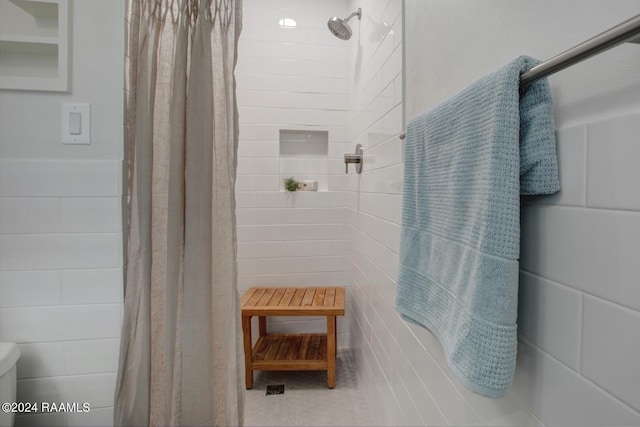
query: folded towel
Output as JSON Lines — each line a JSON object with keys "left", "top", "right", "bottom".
{"left": 396, "top": 56, "right": 559, "bottom": 398}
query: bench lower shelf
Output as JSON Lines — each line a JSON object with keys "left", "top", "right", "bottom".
{"left": 251, "top": 333, "right": 328, "bottom": 371}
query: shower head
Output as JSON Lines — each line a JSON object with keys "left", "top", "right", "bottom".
{"left": 327, "top": 8, "right": 362, "bottom": 40}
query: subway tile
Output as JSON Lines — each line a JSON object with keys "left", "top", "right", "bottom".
{"left": 382, "top": 104, "right": 403, "bottom": 135}
{"left": 239, "top": 124, "right": 277, "bottom": 141}
{"left": 520, "top": 205, "right": 640, "bottom": 311}
{"left": 471, "top": 394, "right": 543, "bottom": 427}
{"left": 59, "top": 198, "right": 121, "bottom": 232}
{"left": 0, "top": 271, "right": 61, "bottom": 308}
{"left": 587, "top": 114, "right": 640, "bottom": 210}
{"left": 60, "top": 269, "right": 123, "bottom": 305}
{"left": 0, "top": 198, "right": 121, "bottom": 234}
{"left": 238, "top": 90, "right": 308, "bottom": 110}
{"left": 389, "top": 371, "right": 423, "bottom": 426}
{"left": 237, "top": 241, "right": 284, "bottom": 259}
{"left": 364, "top": 136, "right": 403, "bottom": 170}
{"left": 327, "top": 175, "right": 349, "bottom": 191}
{"left": 582, "top": 295, "right": 640, "bottom": 412}
{"left": 238, "top": 73, "right": 349, "bottom": 95}
{"left": 16, "top": 342, "right": 65, "bottom": 379}
{"left": 63, "top": 339, "right": 120, "bottom": 375}
{"left": 358, "top": 192, "right": 397, "bottom": 223}
{"left": 0, "top": 234, "right": 121, "bottom": 271}
{"left": 237, "top": 140, "right": 279, "bottom": 158}
{"left": 242, "top": 124, "right": 348, "bottom": 143}
{"left": 400, "top": 362, "right": 448, "bottom": 426}
{"left": 0, "top": 160, "right": 120, "bottom": 198}
{"left": 328, "top": 142, "right": 350, "bottom": 158}
{"left": 355, "top": 212, "right": 400, "bottom": 253}
{"left": 238, "top": 255, "right": 349, "bottom": 275}
{"left": 0, "top": 304, "right": 122, "bottom": 343}
{"left": 354, "top": 229, "right": 399, "bottom": 281}
{"left": 404, "top": 322, "right": 482, "bottom": 426}
{"left": 235, "top": 191, "right": 348, "bottom": 208}
{"left": 512, "top": 340, "right": 640, "bottom": 427}
{"left": 237, "top": 56, "right": 348, "bottom": 79}
{"left": 236, "top": 73, "right": 285, "bottom": 92}
{"left": 15, "top": 412, "right": 67, "bottom": 427}
{"left": 393, "top": 75, "right": 403, "bottom": 105}
{"left": 17, "top": 373, "right": 116, "bottom": 409}
{"left": 279, "top": 158, "right": 328, "bottom": 174}
{"left": 308, "top": 93, "right": 350, "bottom": 111}
{"left": 382, "top": 45, "right": 403, "bottom": 90}
{"left": 238, "top": 240, "right": 349, "bottom": 258}
{"left": 238, "top": 39, "right": 349, "bottom": 63}
{"left": 0, "top": 198, "right": 60, "bottom": 234}
{"left": 352, "top": 246, "right": 396, "bottom": 306}
{"left": 236, "top": 207, "right": 350, "bottom": 225}
{"left": 517, "top": 272, "right": 582, "bottom": 370}
{"left": 237, "top": 271, "right": 348, "bottom": 291}
{"left": 67, "top": 407, "right": 114, "bottom": 427}
{"left": 237, "top": 223, "right": 349, "bottom": 242}
{"left": 236, "top": 158, "right": 279, "bottom": 175}
{"left": 236, "top": 175, "right": 280, "bottom": 191}
{"left": 359, "top": 165, "right": 403, "bottom": 195}
{"left": 240, "top": 26, "right": 312, "bottom": 48}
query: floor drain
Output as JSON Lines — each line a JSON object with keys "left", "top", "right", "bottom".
{"left": 265, "top": 384, "right": 285, "bottom": 396}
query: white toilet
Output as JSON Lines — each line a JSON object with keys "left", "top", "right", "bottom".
{"left": 0, "top": 343, "right": 20, "bottom": 427}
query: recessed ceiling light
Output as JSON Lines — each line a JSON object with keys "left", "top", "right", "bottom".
{"left": 279, "top": 18, "right": 296, "bottom": 28}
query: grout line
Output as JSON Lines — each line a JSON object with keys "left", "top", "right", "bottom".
{"left": 577, "top": 293, "right": 584, "bottom": 373}
{"left": 582, "top": 124, "right": 589, "bottom": 208}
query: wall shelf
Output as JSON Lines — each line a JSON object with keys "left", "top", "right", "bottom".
{"left": 0, "top": 0, "right": 69, "bottom": 91}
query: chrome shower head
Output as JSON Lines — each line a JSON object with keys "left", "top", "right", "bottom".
{"left": 327, "top": 8, "right": 361, "bottom": 40}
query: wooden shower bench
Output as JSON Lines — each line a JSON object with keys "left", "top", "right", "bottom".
{"left": 241, "top": 286, "right": 345, "bottom": 389}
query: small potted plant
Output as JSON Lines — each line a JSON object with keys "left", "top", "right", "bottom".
{"left": 283, "top": 176, "right": 299, "bottom": 192}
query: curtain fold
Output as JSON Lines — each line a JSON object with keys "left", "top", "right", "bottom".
{"left": 115, "top": 1, "right": 243, "bottom": 425}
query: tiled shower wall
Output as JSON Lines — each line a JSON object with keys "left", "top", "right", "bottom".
{"left": 345, "top": 0, "right": 442, "bottom": 424}
{"left": 0, "top": 3, "right": 124, "bottom": 427}
{"left": 516, "top": 113, "right": 640, "bottom": 425}
{"left": 348, "top": 1, "right": 640, "bottom": 426}
{"left": 235, "top": 0, "right": 353, "bottom": 346}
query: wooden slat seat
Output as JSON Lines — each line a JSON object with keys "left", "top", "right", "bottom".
{"left": 241, "top": 286, "right": 345, "bottom": 389}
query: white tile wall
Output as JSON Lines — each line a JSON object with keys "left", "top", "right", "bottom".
{"left": 348, "top": 2, "right": 640, "bottom": 427}
{"left": 236, "top": 0, "right": 352, "bottom": 343}
{"left": 521, "top": 205, "right": 640, "bottom": 311}
{"left": 582, "top": 296, "right": 640, "bottom": 411}
{"left": 512, "top": 341, "right": 640, "bottom": 427}
{"left": 0, "top": 168, "right": 124, "bottom": 427}
{"left": 0, "top": 4, "right": 124, "bottom": 427}
{"left": 0, "top": 163, "right": 123, "bottom": 427}
{"left": 517, "top": 272, "right": 582, "bottom": 370}
{"left": 587, "top": 114, "right": 640, "bottom": 210}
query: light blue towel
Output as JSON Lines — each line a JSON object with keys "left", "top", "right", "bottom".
{"left": 396, "top": 56, "right": 560, "bottom": 398}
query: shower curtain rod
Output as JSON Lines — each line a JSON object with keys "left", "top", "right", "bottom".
{"left": 398, "top": 13, "right": 640, "bottom": 140}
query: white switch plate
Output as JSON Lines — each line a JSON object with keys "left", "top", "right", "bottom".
{"left": 62, "top": 103, "right": 90, "bottom": 144}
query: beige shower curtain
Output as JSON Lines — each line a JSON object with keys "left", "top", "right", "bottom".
{"left": 114, "top": 1, "right": 243, "bottom": 426}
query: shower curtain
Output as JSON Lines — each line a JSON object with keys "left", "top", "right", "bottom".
{"left": 114, "top": 1, "right": 243, "bottom": 426}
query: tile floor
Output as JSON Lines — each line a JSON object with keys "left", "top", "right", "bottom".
{"left": 244, "top": 350, "right": 375, "bottom": 426}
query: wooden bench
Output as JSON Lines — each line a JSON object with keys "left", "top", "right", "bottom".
{"left": 240, "top": 286, "right": 345, "bottom": 389}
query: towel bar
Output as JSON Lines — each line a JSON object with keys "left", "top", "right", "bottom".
{"left": 398, "top": 13, "right": 640, "bottom": 139}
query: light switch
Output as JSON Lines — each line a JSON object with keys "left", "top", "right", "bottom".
{"left": 69, "top": 112, "right": 82, "bottom": 135}
{"left": 62, "top": 103, "right": 90, "bottom": 144}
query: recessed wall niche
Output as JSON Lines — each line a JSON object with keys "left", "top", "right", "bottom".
{"left": 279, "top": 130, "right": 328, "bottom": 157}
{"left": 279, "top": 130, "right": 329, "bottom": 192}
{"left": 0, "top": 0, "right": 70, "bottom": 91}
